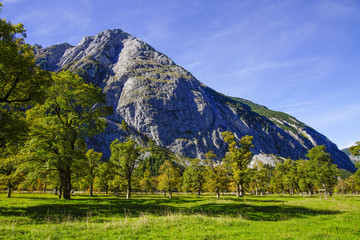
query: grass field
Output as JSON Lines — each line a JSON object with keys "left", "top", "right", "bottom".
{"left": 0, "top": 193, "right": 359, "bottom": 239}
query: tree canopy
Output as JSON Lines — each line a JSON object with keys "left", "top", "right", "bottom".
{"left": 222, "top": 131, "right": 254, "bottom": 197}
{"left": 110, "top": 138, "right": 143, "bottom": 199}
{"left": 24, "top": 71, "right": 112, "bottom": 199}
{"left": 0, "top": 4, "right": 52, "bottom": 197}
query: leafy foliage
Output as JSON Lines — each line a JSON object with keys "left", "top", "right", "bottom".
{"left": 0, "top": 5, "right": 52, "bottom": 197}
{"left": 203, "top": 151, "right": 230, "bottom": 198}
{"left": 349, "top": 142, "right": 360, "bottom": 157}
{"left": 24, "top": 71, "right": 111, "bottom": 199}
{"left": 157, "top": 160, "right": 180, "bottom": 198}
{"left": 110, "top": 138, "right": 143, "bottom": 199}
{"left": 222, "top": 131, "right": 254, "bottom": 197}
{"left": 182, "top": 158, "right": 206, "bottom": 195}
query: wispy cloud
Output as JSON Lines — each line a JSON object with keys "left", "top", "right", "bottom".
{"left": 2, "top": 0, "right": 23, "bottom": 3}
{"left": 307, "top": 103, "right": 360, "bottom": 129}
{"left": 316, "top": 0, "right": 360, "bottom": 19}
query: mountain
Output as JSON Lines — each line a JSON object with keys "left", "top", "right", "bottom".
{"left": 35, "top": 29, "right": 355, "bottom": 172}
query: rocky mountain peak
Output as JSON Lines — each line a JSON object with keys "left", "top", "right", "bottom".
{"left": 35, "top": 29, "right": 356, "bottom": 172}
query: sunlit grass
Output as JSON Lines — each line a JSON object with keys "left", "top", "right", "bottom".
{"left": 0, "top": 193, "right": 359, "bottom": 239}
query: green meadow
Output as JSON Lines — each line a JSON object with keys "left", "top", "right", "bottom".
{"left": 0, "top": 193, "right": 359, "bottom": 239}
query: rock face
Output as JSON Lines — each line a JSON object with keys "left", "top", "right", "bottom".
{"left": 342, "top": 148, "right": 360, "bottom": 165}
{"left": 36, "top": 29, "right": 356, "bottom": 172}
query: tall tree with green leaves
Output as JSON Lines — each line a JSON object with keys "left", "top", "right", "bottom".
{"left": 157, "top": 160, "right": 180, "bottom": 199}
{"left": 110, "top": 138, "right": 143, "bottom": 199}
{"left": 203, "top": 151, "right": 229, "bottom": 198}
{"left": 251, "top": 160, "right": 272, "bottom": 196}
{"left": 0, "top": 4, "right": 51, "bottom": 145}
{"left": 349, "top": 142, "right": 360, "bottom": 157}
{"left": 95, "top": 161, "right": 114, "bottom": 194}
{"left": 348, "top": 142, "right": 360, "bottom": 194}
{"left": 182, "top": 158, "right": 206, "bottom": 195}
{"left": 307, "top": 145, "right": 339, "bottom": 197}
{"left": 0, "top": 145, "right": 26, "bottom": 197}
{"left": 0, "top": 4, "right": 51, "bottom": 197}
{"left": 222, "top": 131, "right": 254, "bottom": 197}
{"left": 140, "top": 162, "right": 158, "bottom": 194}
{"left": 24, "top": 71, "right": 111, "bottom": 199}
{"left": 85, "top": 149, "right": 102, "bottom": 197}
{"left": 298, "top": 159, "right": 316, "bottom": 196}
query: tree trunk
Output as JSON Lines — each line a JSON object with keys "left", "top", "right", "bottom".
{"left": 236, "top": 184, "right": 240, "bottom": 197}
{"left": 54, "top": 187, "right": 58, "bottom": 195}
{"left": 168, "top": 191, "right": 172, "bottom": 199}
{"left": 324, "top": 188, "right": 328, "bottom": 200}
{"left": 7, "top": 181, "right": 12, "bottom": 198}
{"left": 43, "top": 183, "right": 47, "bottom": 192}
{"left": 126, "top": 176, "right": 131, "bottom": 199}
{"left": 105, "top": 185, "right": 108, "bottom": 195}
{"left": 197, "top": 182, "right": 201, "bottom": 196}
{"left": 309, "top": 190, "right": 312, "bottom": 196}
{"left": 261, "top": 191, "right": 263, "bottom": 197}
{"left": 216, "top": 188, "right": 220, "bottom": 199}
{"left": 58, "top": 185, "right": 62, "bottom": 199}
{"left": 61, "top": 168, "right": 72, "bottom": 200}
{"left": 239, "top": 184, "right": 244, "bottom": 197}
{"left": 89, "top": 168, "right": 94, "bottom": 197}
{"left": 255, "top": 185, "right": 259, "bottom": 196}
{"left": 89, "top": 178, "right": 94, "bottom": 197}
{"left": 163, "top": 191, "right": 166, "bottom": 196}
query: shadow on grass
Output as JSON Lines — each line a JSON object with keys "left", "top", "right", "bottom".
{"left": 0, "top": 194, "right": 341, "bottom": 223}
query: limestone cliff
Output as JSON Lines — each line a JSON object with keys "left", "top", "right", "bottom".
{"left": 36, "top": 29, "right": 355, "bottom": 172}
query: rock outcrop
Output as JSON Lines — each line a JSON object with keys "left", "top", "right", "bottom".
{"left": 36, "top": 29, "right": 356, "bottom": 172}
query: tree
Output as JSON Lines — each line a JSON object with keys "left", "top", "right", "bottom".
{"left": 346, "top": 175, "right": 360, "bottom": 195}
{"left": 298, "top": 160, "right": 316, "bottom": 196}
{"left": 143, "top": 141, "right": 167, "bottom": 176}
{"left": 222, "top": 131, "right": 254, "bottom": 197}
{"left": 0, "top": 145, "right": 25, "bottom": 197}
{"left": 349, "top": 142, "right": 360, "bottom": 157}
{"left": 272, "top": 162, "right": 288, "bottom": 194}
{"left": 95, "top": 161, "right": 114, "bottom": 194}
{"left": 140, "top": 163, "right": 158, "bottom": 194}
{"left": 283, "top": 159, "right": 306, "bottom": 196}
{"left": 203, "top": 151, "right": 229, "bottom": 198}
{"left": 335, "top": 179, "right": 350, "bottom": 195}
{"left": 0, "top": 4, "right": 51, "bottom": 147}
{"left": 251, "top": 160, "right": 272, "bottom": 196}
{"left": 24, "top": 71, "right": 111, "bottom": 199}
{"left": 0, "top": 4, "right": 51, "bottom": 197}
{"left": 157, "top": 160, "right": 180, "bottom": 198}
{"left": 110, "top": 138, "right": 143, "bottom": 199}
{"left": 182, "top": 159, "right": 206, "bottom": 195}
{"left": 307, "top": 145, "right": 339, "bottom": 197}
{"left": 140, "top": 167, "right": 153, "bottom": 193}
{"left": 85, "top": 149, "right": 102, "bottom": 197}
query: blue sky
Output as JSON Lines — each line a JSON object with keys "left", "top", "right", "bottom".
{"left": 2, "top": 0, "right": 360, "bottom": 149}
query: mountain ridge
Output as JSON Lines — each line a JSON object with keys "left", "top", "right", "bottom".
{"left": 35, "top": 29, "right": 355, "bottom": 172}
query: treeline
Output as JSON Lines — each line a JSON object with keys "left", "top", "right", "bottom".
{"left": 1, "top": 5, "right": 359, "bottom": 200}
{"left": 2, "top": 127, "right": 360, "bottom": 199}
